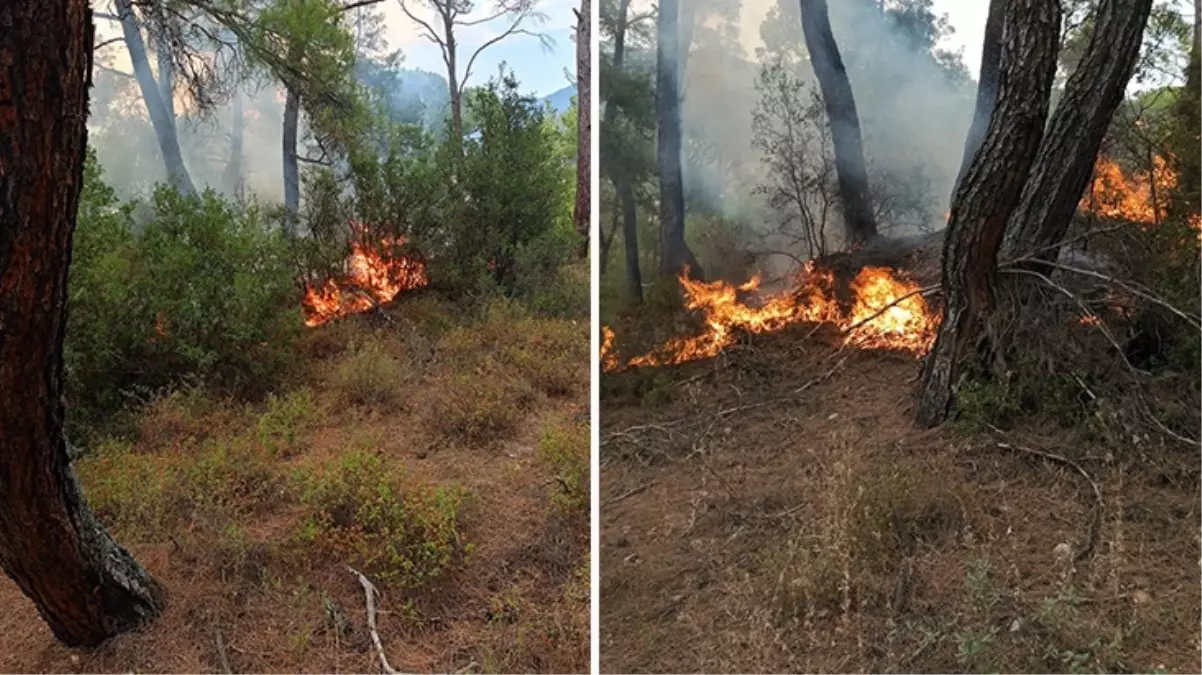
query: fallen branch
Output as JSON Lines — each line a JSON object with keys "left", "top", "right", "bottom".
{"left": 991, "top": 441, "right": 1103, "bottom": 563}
{"left": 348, "top": 565, "right": 401, "bottom": 675}
{"left": 1033, "top": 259, "right": 1201, "bottom": 330}
{"left": 1002, "top": 267, "right": 1143, "bottom": 374}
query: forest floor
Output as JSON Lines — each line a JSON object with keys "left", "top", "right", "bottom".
{"left": 0, "top": 290, "right": 590, "bottom": 674}
{"left": 600, "top": 322, "right": 1199, "bottom": 673}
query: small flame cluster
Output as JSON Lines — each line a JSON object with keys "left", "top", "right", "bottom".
{"left": 302, "top": 224, "right": 429, "bottom": 328}
{"left": 602, "top": 262, "right": 935, "bottom": 371}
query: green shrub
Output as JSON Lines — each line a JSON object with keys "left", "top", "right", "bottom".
{"left": 295, "top": 450, "right": 471, "bottom": 588}
{"left": 439, "top": 73, "right": 571, "bottom": 297}
{"left": 537, "top": 419, "right": 589, "bottom": 515}
{"left": 66, "top": 154, "right": 301, "bottom": 435}
{"left": 257, "top": 388, "right": 319, "bottom": 456}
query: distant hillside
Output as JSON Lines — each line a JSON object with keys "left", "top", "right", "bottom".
{"left": 540, "top": 84, "right": 577, "bottom": 115}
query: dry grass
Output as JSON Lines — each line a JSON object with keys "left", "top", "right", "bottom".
{"left": 0, "top": 292, "right": 588, "bottom": 674}
{"left": 600, "top": 323, "right": 1199, "bottom": 674}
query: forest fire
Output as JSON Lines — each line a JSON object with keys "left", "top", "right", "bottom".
{"left": 301, "top": 227, "right": 429, "bottom": 327}
{"left": 604, "top": 262, "right": 935, "bottom": 371}
{"left": 1082, "top": 155, "right": 1177, "bottom": 224}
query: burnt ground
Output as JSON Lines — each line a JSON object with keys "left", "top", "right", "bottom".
{"left": 600, "top": 323, "right": 1200, "bottom": 673}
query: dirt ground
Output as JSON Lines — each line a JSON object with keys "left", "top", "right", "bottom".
{"left": 600, "top": 324, "right": 1200, "bottom": 673}
{"left": 0, "top": 299, "right": 590, "bottom": 674}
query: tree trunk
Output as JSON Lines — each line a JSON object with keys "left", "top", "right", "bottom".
{"left": 574, "top": 0, "right": 591, "bottom": 255}
{"left": 657, "top": 0, "right": 703, "bottom": 280}
{"left": 619, "top": 177, "right": 643, "bottom": 302}
{"left": 282, "top": 85, "right": 300, "bottom": 230}
{"left": 799, "top": 0, "right": 878, "bottom": 247}
{"left": 1001, "top": 0, "right": 1154, "bottom": 262}
{"left": 954, "top": 0, "right": 1005, "bottom": 197}
{"left": 115, "top": 0, "right": 195, "bottom": 196}
{"left": 915, "top": 0, "right": 1061, "bottom": 428}
{"left": 156, "top": 40, "right": 175, "bottom": 124}
{"left": 0, "top": 0, "right": 166, "bottom": 647}
{"left": 224, "top": 83, "right": 245, "bottom": 199}
{"left": 444, "top": 10, "right": 463, "bottom": 149}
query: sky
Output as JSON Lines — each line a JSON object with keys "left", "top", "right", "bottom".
{"left": 928, "top": 0, "right": 1197, "bottom": 89}
{"left": 375, "top": 0, "right": 579, "bottom": 97}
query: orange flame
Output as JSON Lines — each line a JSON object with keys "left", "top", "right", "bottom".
{"left": 604, "top": 262, "right": 935, "bottom": 371}
{"left": 1082, "top": 155, "right": 1177, "bottom": 224}
{"left": 302, "top": 223, "right": 429, "bottom": 327}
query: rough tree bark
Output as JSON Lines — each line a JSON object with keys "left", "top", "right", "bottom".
{"left": 1001, "top": 0, "right": 1154, "bottom": 263}
{"left": 953, "top": 0, "right": 1005, "bottom": 196}
{"left": 799, "top": 0, "right": 878, "bottom": 247}
{"left": 657, "top": 0, "right": 703, "bottom": 280}
{"left": 115, "top": 0, "right": 195, "bottom": 196}
{"left": 0, "top": 0, "right": 167, "bottom": 646}
{"left": 574, "top": 0, "right": 591, "bottom": 255}
{"left": 915, "top": 0, "right": 1062, "bottom": 427}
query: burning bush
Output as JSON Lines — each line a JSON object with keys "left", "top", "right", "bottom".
{"left": 301, "top": 223, "right": 430, "bottom": 327}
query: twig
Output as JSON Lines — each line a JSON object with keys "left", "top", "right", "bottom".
{"left": 215, "top": 629, "right": 232, "bottom": 674}
{"left": 992, "top": 441, "right": 1103, "bottom": 563}
{"left": 603, "top": 481, "right": 654, "bottom": 506}
{"left": 1134, "top": 395, "right": 1201, "bottom": 448}
{"left": 839, "top": 285, "right": 941, "bottom": 337}
{"left": 347, "top": 566, "right": 401, "bottom": 675}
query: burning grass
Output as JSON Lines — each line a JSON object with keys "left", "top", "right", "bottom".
{"left": 603, "top": 262, "right": 936, "bottom": 371}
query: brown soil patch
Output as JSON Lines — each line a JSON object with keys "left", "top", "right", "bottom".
{"left": 600, "top": 324, "right": 1200, "bottom": 673}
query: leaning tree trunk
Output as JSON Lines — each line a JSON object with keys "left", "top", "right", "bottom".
{"left": 0, "top": 0, "right": 166, "bottom": 647}
{"left": 953, "top": 0, "right": 1005, "bottom": 197}
{"left": 115, "top": 0, "right": 195, "bottom": 196}
{"left": 915, "top": 0, "right": 1062, "bottom": 427}
{"left": 657, "top": 0, "right": 703, "bottom": 280}
{"left": 1001, "top": 0, "right": 1154, "bottom": 263}
{"left": 799, "top": 0, "right": 878, "bottom": 247}
{"left": 573, "top": 0, "right": 591, "bottom": 255}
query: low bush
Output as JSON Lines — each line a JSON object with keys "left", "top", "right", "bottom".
{"left": 536, "top": 418, "right": 589, "bottom": 516}
{"left": 294, "top": 449, "right": 471, "bottom": 588}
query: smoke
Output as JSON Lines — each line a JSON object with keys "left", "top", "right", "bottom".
{"left": 668, "top": 0, "right": 977, "bottom": 269}
{"left": 87, "top": 66, "right": 290, "bottom": 204}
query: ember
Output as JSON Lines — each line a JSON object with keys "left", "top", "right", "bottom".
{"left": 302, "top": 222, "right": 429, "bottom": 327}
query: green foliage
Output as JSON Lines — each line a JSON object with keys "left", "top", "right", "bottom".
{"left": 537, "top": 418, "right": 589, "bottom": 516}
{"left": 295, "top": 449, "right": 470, "bottom": 588}
{"left": 440, "top": 73, "right": 573, "bottom": 297}
{"left": 66, "top": 155, "right": 301, "bottom": 436}
{"left": 257, "top": 388, "right": 319, "bottom": 457}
